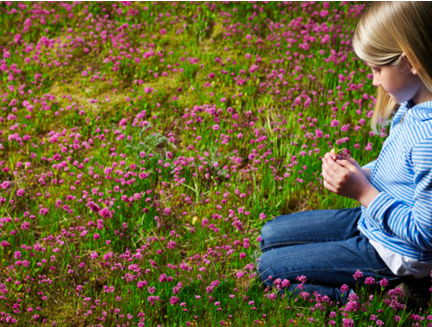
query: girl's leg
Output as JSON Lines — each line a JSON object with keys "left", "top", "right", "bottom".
{"left": 260, "top": 208, "right": 361, "bottom": 252}
{"left": 258, "top": 234, "right": 401, "bottom": 303}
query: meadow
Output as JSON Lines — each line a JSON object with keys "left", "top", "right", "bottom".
{"left": 0, "top": 1, "right": 431, "bottom": 326}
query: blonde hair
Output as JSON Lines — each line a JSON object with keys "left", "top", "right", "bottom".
{"left": 352, "top": 2, "right": 432, "bottom": 130}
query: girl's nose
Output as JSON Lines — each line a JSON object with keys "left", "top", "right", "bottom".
{"left": 372, "top": 74, "right": 380, "bottom": 87}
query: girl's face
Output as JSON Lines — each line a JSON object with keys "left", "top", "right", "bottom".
{"left": 368, "top": 62, "right": 425, "bottom": 104}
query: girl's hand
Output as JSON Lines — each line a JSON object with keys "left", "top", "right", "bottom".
{"left": 330, "top": 149, "right": 372, "bottom": 179}
{"left": 322, "top": 151, "right": 380, "bottom": 207}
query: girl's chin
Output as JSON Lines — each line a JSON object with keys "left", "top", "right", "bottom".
{"left": 388, "top": 94, "right": 402, "bottom": 104}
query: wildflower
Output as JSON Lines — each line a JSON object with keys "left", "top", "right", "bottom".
{"left": 137, "top": 281, "right": 147, "bottom": 288}
{"left": 379, "top": 278, "right": 389, "bottom": 288}
{"left": 330, "top": 119, "right": 340, "bottom": 127}
{"left": 39, "top": 208, "right": 49, "bottom": 215}
{"left": 353, "top": 270, "right": 363, "bottom": 280}
{"left": 99, "top": 208, "right": 113, "bottom": 219}
{"left": 340, "top": 284, "right": 350, "bottom": 293}
{"left": 169, "top": 296, "right": 179, "bottom": 305}
{"left": 172, "top": 283, "right": 182, "bottom": 294}
{"left": 236, "top": 271, "right": 245, "bottom": 279}
{"left": 147, "top": 296, "right": 160, "bottom": 305}
{"left": 167, "top": 240, "right": 176, "bottom": 249}
{"left": 342, "top": 318, "right": 355, "bottom": 327}
{"left": 265, "top": 293, "right": 277, "bottom": 300}
{"left": 344, "top": 300, "right": 360, "bottom": 312}
{"left": 296, "top": 275, "right": 307, "bottom": 283}
{"left": 281, "top": 279, "right": 290, "bottom": 288}
{"left": 249, "top": 64, "right": 259, "bottom": 73}
{"left": 364, "top": 276, "right": 375, "bottom": 285}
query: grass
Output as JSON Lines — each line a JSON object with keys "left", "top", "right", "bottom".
{"left": 0, "top": 1, "right": 430, "bottom": 326}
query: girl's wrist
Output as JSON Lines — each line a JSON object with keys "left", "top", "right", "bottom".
{"left": 358, "top": 185, "right": 380, "bottom": 207}
{"left": 362, "top": 168, "right": 372, "bottom": 180}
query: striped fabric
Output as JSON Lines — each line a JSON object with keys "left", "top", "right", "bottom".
{"left": 358, "top": 100, "right": 432, "bottom": 260}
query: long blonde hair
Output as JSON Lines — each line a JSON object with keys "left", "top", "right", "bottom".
{"left": 352, "top": 2, "right": 432, "bottom": 130}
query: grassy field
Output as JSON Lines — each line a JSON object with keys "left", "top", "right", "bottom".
{"left": 0, "top": 2, "right": 430, "bottom": 326}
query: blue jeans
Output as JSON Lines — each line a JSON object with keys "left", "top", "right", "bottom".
{"left": 258, "top": 208, "right": 401, "bottom": 303}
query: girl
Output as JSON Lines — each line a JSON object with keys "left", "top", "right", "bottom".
{"left": 258, "top": 2, "right": 432, "bottom": 306}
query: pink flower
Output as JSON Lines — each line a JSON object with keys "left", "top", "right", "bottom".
{"left": 99, "top": 208, "right": 113, "bottom": 219}
{"left": 87, "top": 201, "right": 100, "bottom": 213}
{"left": 344, "top": 300, "right": 360, "bottom": 312}
{"left": 167, "top": 241, "right": 176, "bottom": 249}
{"left": 137, "top": 281, "right": 148, "bottom": 288}
{"left": 147, "top": 295, "right": 160, "bottom": 305}
{"left": 0, "top": 240, "right": 10, "bottom": 247}
{"left": 296, "top": 275, "right": 307, "bottom": 283}
{"left": 143, "top": 87, "right": 153, "bottom": 93}
{"left": 341, "top": 124, "right": 350, "bottom": 132}
{"left": 379, "top": 278, "right": 389, "bottom": 288}
{"left": 39, "top": 208, "right": 49, "bottom": 215}
{"left": 330, "top": 119, "right": 340, "bottom": 127}
{"left": 169, "top": 296, "right": 179, "bottom": 305}
{"left": 340, "top": 284, "right": 350, "bottom": 293}
{"left": 315, "top": 129, "right": 324, "bottom": 138}
{"left": 353, "top": 270, "right": 363, "bottom": 280}
{"left": 249, "top": 64, "right": 259, "bottom": 73}
{"left": 281, "top": 279, "right": 290, "bottom": 288}
{"left": 1, "top": 181, "right": 11, "bottom": 189}
{"left": 364, "top": 276, "right": 375, "bottom": 285}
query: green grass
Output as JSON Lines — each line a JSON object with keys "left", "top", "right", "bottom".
{"left": 0, "top": 2, "right": 430, "bottom": 326}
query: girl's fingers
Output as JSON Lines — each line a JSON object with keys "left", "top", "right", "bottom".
{"left": 322, "top": 163, "right": 338, "bottom": 190}
{"left": 325, "top": 151, "right": 337, "bottom": 161}
{"left": 336, "top": 158, "right": 355, "bottom": 170}
{"left": 323, "top": 179, "right": 337, "bottom": 193}
{"left": 322, "top": 156, "right": 341, "bottom": 175}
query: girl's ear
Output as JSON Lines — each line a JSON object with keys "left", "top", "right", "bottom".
{"left": 401, "top": 53, "right": 418, "bottom": 75}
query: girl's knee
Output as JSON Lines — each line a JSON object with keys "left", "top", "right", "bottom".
{"left": 257, "top": 253, "right": 274, "bottom": 286}
{"left": 260, "top": 218, "right": 281, "bottom": 250}
{"left": 260, "top": 214, "right": 296, "bottom": 250}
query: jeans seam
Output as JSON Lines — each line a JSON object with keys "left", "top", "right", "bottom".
{"left": 261, "top": 238, "right": 356, "bottom": 251}
{"left": 261, "top": 241, "right": 310, "bottom": 251}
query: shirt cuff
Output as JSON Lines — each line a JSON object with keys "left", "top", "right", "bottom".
{"left": 366, "top": 192, "right": 396, "bottom": 225}
{"left": 362, "top": 160, "right": 376, "bottom": 170}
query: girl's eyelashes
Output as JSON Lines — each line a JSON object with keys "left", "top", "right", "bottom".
{"left": 365, "top": 62, "right": 380, "bottom": 71}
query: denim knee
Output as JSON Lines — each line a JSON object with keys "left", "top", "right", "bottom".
{"left": 257, "top": 252, "right": 274, "bottom": 286}
{"left": 259, "top": 220, "right": 275, "bottom": 250}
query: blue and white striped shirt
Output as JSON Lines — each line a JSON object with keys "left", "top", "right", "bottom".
{"left": 358, "top": 100, "right": 432, "bottom": 261}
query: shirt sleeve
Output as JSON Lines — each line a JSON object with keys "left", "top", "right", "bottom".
{"left": 362, "top": 160, "right": 376, "bottom": 171}
{"left": 366, "top": 138, "right": 432, "bottom": 251}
